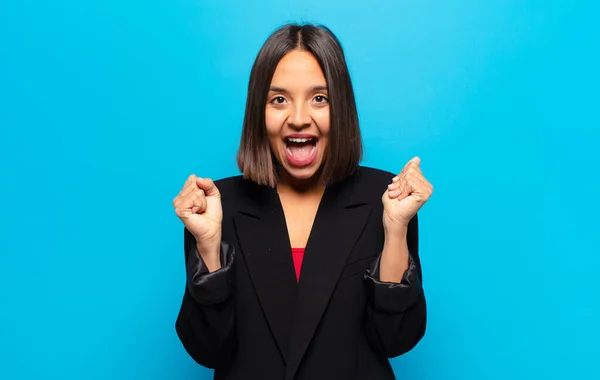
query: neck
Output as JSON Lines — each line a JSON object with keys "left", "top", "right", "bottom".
{"left": 276, "top": 171, "right": 325, "bottom": 196}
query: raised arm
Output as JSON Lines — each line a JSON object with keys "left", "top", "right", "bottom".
{"left": 173, "top": 176, "right": 236, "bottom": 368}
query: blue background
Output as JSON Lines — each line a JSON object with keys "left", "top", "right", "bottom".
{"left": 1, "top": 1, "right": 598, "bottom": 379}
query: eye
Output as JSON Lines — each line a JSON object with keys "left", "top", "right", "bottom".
{"left": 314, "top": 95, "right": 328, "bottom": 103}
{"left": 270, "top": 96, "right": 287, "bottom": 104}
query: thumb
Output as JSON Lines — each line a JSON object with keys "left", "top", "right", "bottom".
{"left": 196, "top": 177, "right": 220, "bottom": 198}
{"left": 410, "top": 156, "right": 421, "bottom": 166}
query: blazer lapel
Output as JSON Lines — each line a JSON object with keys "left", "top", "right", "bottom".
{"left": 232, "top": 183, "right": 297, "bottom": 364}
{"left": 285, "top": 178, "right": 372, "bottom": 380}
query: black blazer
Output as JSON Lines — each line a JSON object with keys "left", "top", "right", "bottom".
{"left": 175, "top": 166, "right": 426, "bottom": 380}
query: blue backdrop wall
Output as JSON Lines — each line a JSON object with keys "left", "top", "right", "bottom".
{"left": 1, "top": 1, "right": 598, "bottom": 379}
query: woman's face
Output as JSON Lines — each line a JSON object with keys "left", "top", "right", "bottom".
{"left": 265, "top": 50, "right": 330, "bottom": 183}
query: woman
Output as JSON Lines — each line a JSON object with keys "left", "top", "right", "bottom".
{"left": 173, "top": 23, "right": 433, "bottom": 380}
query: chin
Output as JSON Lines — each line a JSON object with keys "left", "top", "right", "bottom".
{"left": 285, "top": 166, "right": 321, "bottom": 180}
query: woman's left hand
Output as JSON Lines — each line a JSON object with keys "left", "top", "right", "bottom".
{"left": 382, "top": 156, "right": 434, "bottom": 232}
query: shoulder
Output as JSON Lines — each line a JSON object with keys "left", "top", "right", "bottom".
{"left": 355, "top": 166, "right": 396, "bottom": 184}
{"left": 212, "top": 175, "right": 250, "bottom": 200}
{"left": 213, "top": 175, "right": 269, "bottom": 205}
{"left": 213, "top": 175, "right": 244, "bottom": 192}
{"left": 351, "top": 166, "right": 396, "bottom": 194}
{"left": 331, "top": 166, "right": 395, "bottom": 206}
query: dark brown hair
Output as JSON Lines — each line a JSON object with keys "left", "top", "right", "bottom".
{"left": 236, "top": 23, "right": 363, "bottom": 187}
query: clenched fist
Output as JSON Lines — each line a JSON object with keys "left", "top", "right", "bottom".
{"left": 173, "top": 175, "right": 223, "bottom": 271}
{"left": 382, "top": 156, "right": 434, "bottom": 232}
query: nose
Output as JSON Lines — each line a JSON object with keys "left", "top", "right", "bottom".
{"left": 288, "top": 102, "right": 312, "bottom": 130}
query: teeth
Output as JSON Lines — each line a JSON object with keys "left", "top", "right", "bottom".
{"left": 287, "top": 137, "right": 314, "bottom": 143}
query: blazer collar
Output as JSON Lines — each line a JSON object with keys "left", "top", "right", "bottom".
{"left": 232, "top": 171, "right": 372, "bottom": 372}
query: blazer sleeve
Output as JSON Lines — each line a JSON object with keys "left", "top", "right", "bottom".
{"left": 175, "top": 228, "right": 236, "bottom": 369}
{"left": 363, "top": 214, "right": 427, "bottom": 358}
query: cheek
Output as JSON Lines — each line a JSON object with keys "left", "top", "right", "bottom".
{"left": 315, "top": 111, "right": 330, "bottom": 138}
{"left": 265, "top": 108, "right": 284, "bottom": 137}
{"left": 264, "top": 109, "right": 284, "bottom": 154}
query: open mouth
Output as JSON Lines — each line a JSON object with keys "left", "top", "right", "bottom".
{"left": 284, "top": 136, "right": 317, "bottom": 167}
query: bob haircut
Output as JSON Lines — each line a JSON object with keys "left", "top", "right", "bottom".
{"left": 236, "top": 23, "right": 363, "bottom": 187}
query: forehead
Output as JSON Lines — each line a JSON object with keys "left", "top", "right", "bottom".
{"left": 270, "top": 50, "right": 326, "bottom": 86}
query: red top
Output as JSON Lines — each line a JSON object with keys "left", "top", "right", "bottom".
{"left": 291, "top": 248, "right": 305, "bottom": 281}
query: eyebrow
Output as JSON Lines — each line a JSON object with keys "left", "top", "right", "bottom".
{"left": 269, "top": 85, "right": 328, "bottom": 92}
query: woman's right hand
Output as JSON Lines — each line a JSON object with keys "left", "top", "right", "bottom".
{"left": 173, "top": 175, "right": 223, "bottom": 271}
